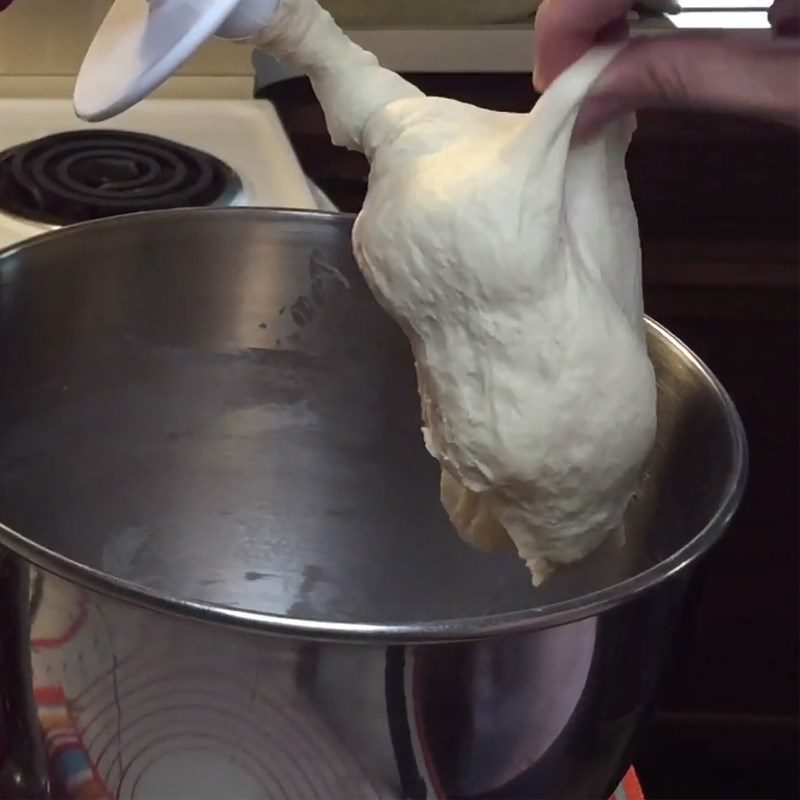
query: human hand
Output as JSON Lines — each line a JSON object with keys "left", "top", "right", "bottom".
{"left": 534, "top": 0, "right": 800, "bottom": 140}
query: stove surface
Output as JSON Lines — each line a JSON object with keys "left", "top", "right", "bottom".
{"left": 0, "top": 98, "right": 317, "bottom": 249}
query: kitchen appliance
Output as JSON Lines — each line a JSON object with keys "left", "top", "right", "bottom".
{"left": 0, "top": 96, "right": 322, "bottom": 250}
{"left": 72, "top": 0, "right": 772, "bottom": 122}
{"left": 71, "top": 0, "right": 692, "bottom": 122}
{"left": 0, "top": 208, "right": 746, "bottom": 799}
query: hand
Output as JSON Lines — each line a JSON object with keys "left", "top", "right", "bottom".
{"left": 534, "top": 0, "right": 800, "bottom": 140}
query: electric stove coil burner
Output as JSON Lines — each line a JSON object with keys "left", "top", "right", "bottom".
{"left": 0, "top": 130, "right": 242, "bottom": 225}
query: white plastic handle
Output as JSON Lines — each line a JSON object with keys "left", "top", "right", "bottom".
{"left": 215, "top": 0, "right": 281, "bottom": 39}
{"left": 74, "top": 0, "right": 282, "bottom": 121}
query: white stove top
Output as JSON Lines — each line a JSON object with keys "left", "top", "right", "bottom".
{"left": 0, "top": 97, "right": 322, "bottom": 251}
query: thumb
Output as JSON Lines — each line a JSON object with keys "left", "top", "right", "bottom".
{"left": 573, "top": 36, "right": 800, "bottom": 141}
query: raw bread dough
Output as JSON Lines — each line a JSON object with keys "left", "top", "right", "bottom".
{"left": 249, "top": 0, "right": 657, "bottom": 584}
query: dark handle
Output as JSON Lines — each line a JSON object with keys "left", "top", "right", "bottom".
{"left": 0, "top": 549, "right": 49, "bottom": 799}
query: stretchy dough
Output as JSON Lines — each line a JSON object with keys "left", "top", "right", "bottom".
{"left": 250, "top": 0, "right": 657, "bottom": 584}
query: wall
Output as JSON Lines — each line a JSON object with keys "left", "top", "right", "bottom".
{"left": 0, "top": 0, "right": 253, "bottom": 76}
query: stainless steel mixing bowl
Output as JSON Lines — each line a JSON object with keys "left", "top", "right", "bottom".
{"left": 0, "top": 209, "right": 746, "bottom": 799}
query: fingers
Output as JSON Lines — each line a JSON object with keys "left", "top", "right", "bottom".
{"left": 533, "top": 0, "right": 637, "bottom": 90}
{"left": 534, "top": 0, "right": 799, "bottom": 92}
{"left": 534, "top": 0, "right": 800, "bottom": 139}
{"left": 572, "top": 36, "right": 800, "bottom": 142}
{"left": 769, "top": 0, "right": 800, "bottom": 35}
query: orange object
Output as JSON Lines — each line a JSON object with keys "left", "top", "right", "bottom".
{"left": 611, "top": 767, "right": 646, "bottom": 800}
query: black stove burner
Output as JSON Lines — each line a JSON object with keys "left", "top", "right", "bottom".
{"left": 0, "top": 130, "right": 243, "bottom": 225}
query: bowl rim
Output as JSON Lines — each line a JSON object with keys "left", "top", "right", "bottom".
{"left": 0, "top": 208, "right": 749, "bottom": 643}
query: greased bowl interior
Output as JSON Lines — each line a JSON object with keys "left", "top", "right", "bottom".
{"left": 0, "top": 209, "right": 746, "bottom": 641}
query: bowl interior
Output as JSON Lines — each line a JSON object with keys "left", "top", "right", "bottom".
{"left": 0, "top": 209, "right": 746, "bottom": 631}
